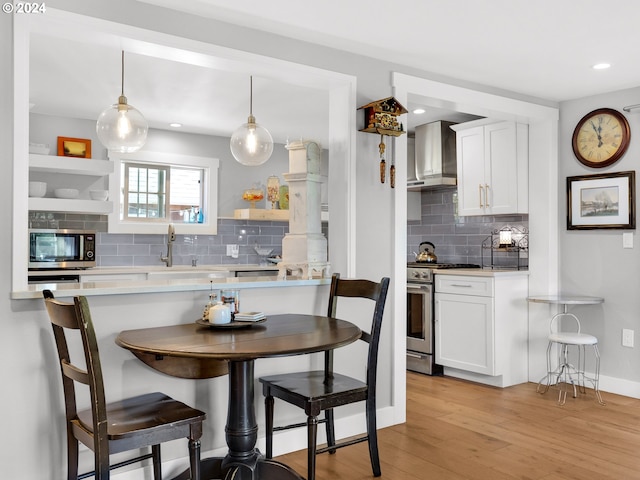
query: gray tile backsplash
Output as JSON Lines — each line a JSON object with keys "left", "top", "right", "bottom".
{"left": 28, "top": 212, "right": 314, "bottom": 267}
{"left": 407, "top": 187, "right": 528, "bottom": 267}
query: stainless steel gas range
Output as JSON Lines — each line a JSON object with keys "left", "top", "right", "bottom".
{"left": 407, "top": 262, "right": 480, "bottom": 375}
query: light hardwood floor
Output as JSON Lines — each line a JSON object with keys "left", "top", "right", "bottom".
{"left": 276, "top": 372, "right": 640, "bottom": 479}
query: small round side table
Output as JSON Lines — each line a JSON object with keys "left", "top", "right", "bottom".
{"left": 528, "top": 295, "right": 605, "bottom": 405}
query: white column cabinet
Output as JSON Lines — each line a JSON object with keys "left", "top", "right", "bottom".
{"left": 434, "top": 272, "right": 528, "bottom": 387}
{"left": 452, "top": 120, "right": 528, "bottom": 216}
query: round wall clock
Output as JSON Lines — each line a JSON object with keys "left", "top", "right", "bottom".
{"left": 572, "top": 108, "right": 631, "bottom": 168}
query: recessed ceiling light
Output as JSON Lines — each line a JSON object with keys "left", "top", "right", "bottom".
{"left": 592, "top": 63, "right": 611, "bottom": 70}
{"left": 169, "top": 123, "right": 182, "bottom": 128}
{"left": 413, "top": 108, "right": 426, "bottom": 114}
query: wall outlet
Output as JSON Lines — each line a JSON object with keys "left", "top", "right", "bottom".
{"left": 622, "top": 328, "right": 635, "bottom": 348}
{"left": 226, "top": 244, "right": 239, "bottom": 258}
{"left": 623, "top": 232, "right": 633, "bottom": 249}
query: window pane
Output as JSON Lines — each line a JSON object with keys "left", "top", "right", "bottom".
{"left": 170, "top": 167, "right": 203, "bottom": 223}
{"left": 123, "top": 163, "right": 169, "bottom": 221}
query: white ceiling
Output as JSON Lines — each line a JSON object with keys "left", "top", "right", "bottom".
{"left": 30, "top": 0, "right": 640, "bottom": 146}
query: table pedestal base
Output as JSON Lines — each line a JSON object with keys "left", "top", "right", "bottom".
{"left": 172, "top": 359, "right": 305, "bottom": 480}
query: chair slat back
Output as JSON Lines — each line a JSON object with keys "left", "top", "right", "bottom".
{"left": 43, "top": 290, "right": 109, "bottom": 452}
{"left": 324, "top": 274, "right": 390, "bottom": 388}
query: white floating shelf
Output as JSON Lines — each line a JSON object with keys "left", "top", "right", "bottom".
{"left": 29, "top": 154, "right": 113, "bottom": 176}
{"left": 234, "top": 208, "right": 289, "bottom": 221}
{"left": 233, "top": 208, "right": 328, "bottom": 222}
{"left": 29, "top": 197, "right": 113, "bottom": 214}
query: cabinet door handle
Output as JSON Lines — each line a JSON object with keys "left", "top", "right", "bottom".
{"left": 485, "top": 184, "right": 490, "bottom": 207}
{"left": 478, "top": 184, "right": 484, "bottom": 207}
{"left": 450, "top": 283, "right": 473, "bottom": 288}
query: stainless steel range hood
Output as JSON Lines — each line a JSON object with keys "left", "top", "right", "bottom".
{"left": 407, "top": 120, "right": 457, "bottom": 190}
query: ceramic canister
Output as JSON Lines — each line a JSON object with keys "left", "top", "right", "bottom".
{"left": 209, "top": 301, "right": 232, "bottom": 324}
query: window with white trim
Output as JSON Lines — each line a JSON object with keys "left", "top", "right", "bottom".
{"left": 108, "top": 151, "right": 218, "bottom": 235}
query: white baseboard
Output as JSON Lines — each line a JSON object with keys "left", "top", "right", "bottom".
{"left": 592, "top": 373, "right": 640, "bottom": 399}
{"left": 534, "top": 370, "right": 640, "bottom": 399}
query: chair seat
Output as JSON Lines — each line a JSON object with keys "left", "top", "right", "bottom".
{"left": 76, "top": 392, "right": 206, "bottom": 439}
{"left": 259, "top": 371, "right": 368, "bottom": 410}
{"left": 549, "top": 332, "right": 598, "bottom": 345}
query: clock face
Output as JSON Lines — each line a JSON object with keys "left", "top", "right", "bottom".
{"left": 378, "top": 113, "right": 393, "bottom": 129}
{"left": 572, "top": 108, "right": 630, "bottom": 168}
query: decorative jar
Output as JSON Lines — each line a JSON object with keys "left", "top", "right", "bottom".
{"left": 242, "top": 186, "right": 264, "bottom": 208}
{"left": 267, "top": 175, "right": 280, "bottom": 208}
{"left": 278, "top": 185, "right": 289, "bottom": 210}
{"left": 208, "top": 301, "right": 231, "bottom": 325}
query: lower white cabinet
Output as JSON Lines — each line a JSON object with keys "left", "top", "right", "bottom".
{"left": 434, "top": 273, "right": 528, "bottom": 387}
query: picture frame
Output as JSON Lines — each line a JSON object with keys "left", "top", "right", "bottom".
{"left": 57, "top": 136, "right": 91, "bottom": 159}
{"left": 567, "top": 170, "right": 635, "bottom": 230}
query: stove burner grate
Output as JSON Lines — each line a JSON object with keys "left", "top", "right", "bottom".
{"left": 407, "top": 263, "right": 481, "bottom": 269}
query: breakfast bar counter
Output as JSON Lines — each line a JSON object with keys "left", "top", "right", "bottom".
{"left": 13, "top": 265, "right": 329, "bottom": 299}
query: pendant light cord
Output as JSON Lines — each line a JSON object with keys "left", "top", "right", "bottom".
{"left": 249, "top": 75, "right": 253, "bottom": 116}
{"left": 121, "top": 50, "right": 125, "bottom": 96}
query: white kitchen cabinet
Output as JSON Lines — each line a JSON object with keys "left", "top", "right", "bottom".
{"left": 452, "top": 120, "right": 528, "bottom": 216}
{"left": 28, "top": 154, "right": 113, "bottom": 214}
{"left": 434, "top": 272, "right": 528, "bottom": 387}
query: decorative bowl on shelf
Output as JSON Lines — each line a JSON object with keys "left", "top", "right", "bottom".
{"left": 90, "top": 190, "right": 109, "bottom": 201}
{"left": 29, "top": 181, "right": 47, "bottom": 198}
{"left": 54, "top": 188, "right": 79, "bottom": 199}
{"left": 242, "top": 187, "right": 264, "bottom": 208}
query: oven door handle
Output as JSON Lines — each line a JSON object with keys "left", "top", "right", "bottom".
{"left": 407, "top": 284, "right": 432, "bottom": 294}
{"left": 406, "top": 351, "right": 424, "bottom": 359}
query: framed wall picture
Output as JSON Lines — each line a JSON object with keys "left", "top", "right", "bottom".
{"left": 567, "top": 170, "right": 635, "bottom": 230}
{"left": 57, "top": 136, "right": 92, "bottom": 158}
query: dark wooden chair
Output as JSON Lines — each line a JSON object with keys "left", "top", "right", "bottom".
{"left": 259, "top": 274, "right": 390, "bottom": 480}
{"left": 42, "top": 290, "right": 206, "bottom": 480}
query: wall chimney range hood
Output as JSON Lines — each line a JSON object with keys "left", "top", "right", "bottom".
{"left": 407, "top": 120, "right": 457, "bottom": 190}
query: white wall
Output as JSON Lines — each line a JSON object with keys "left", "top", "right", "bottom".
{"left": 559, "top": 87, "right": 640, "bottom": 397}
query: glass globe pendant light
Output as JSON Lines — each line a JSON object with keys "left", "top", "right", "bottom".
{"left": 230, "top": 76, "right": 274, "bottom": 166}
{"left": 96, "top": 51, "right": 148, "bottom": 153}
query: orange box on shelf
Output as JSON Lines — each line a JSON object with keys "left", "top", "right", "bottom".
{"left": 57, "top": 136, "right": 92, "bottom": 159}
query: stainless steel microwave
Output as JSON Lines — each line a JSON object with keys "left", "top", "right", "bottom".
{"left": 28, "top": 229, "right": 96, "bottom": 269}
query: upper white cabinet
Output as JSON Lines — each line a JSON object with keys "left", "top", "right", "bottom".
{"left": 452, "top": 120, "right": 528, "bottom": 216}
{"left": 28, "top": 153, "right": 114, "bottom": 214}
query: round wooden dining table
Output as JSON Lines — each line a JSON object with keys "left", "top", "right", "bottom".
{"left": 116, "top": 313, "right": 362, "bottom": 480}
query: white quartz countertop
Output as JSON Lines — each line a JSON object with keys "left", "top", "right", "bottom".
{"left": 26, "top": 264, "right": 279, "bottom": 276}
{"left": 15, "top": 275, "right": 329, "bottom": 300}
{"left": 433, "top": 268, "right": 529, "bottom": 277}
{"left": 15, "top": 264, "right": 326, "bottom": 299}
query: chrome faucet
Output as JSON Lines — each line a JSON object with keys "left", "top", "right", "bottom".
{"left": 160, "top": 224, "right": 175, "bottom": 267}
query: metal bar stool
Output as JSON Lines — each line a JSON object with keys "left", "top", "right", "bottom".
{"left": 537, "top": 310, "right": 605, "bottom": 405}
